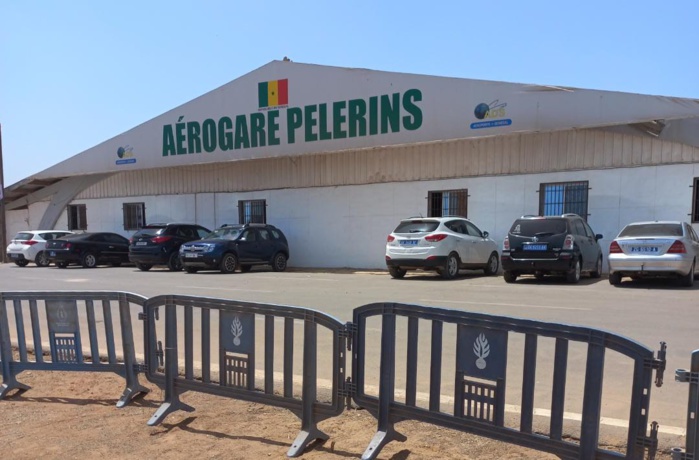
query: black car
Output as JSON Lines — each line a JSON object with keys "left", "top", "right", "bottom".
{"left": 129, "top": 223, "right": 210, "bottom": 271}
{"left": 501, "top": 214, "right": 603, "bottom": 283}
{"left": 46, "top": 232, "right": 131, "bottom": 268}
{"left": 179, "top": 223, "right": 289, "bottom": 274}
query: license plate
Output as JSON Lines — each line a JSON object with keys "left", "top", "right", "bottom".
{"left": 136, "top": 241, "right": 148, "bottom": 246}
{"left": 630, "top": 246, "right": 659, "bottom": 253}
{"left": 10, "top": 253, "right": 19, "bottom": 259}
{"left": 50, "top": 251, "right": 56, "bottom": 257}
{"left": 523, "top": 244, "right": 547, "bottom": 251}
{"left": 184, "top": 253, "right": 199, "bottom": 258}
{"left": 400, "top": 240, "right": 418, "bottom": 246}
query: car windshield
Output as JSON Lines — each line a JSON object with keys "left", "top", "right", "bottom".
{"left": 510, "top": 219, "right": 567, "bottom": 236}
{"left": 618, "top": 223, "right": 683, "bottom": 238}
{"left": 393, "top": 221, "right": 440, "bottom": 233}
{"left": 206, "top": 227, "right": 243, "bottom": 240}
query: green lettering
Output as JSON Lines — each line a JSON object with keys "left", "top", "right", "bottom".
{"left": 187, "top": 122, "right": 201, "bottom": 153}
{"left": 402, "top": 89, "right": 423, "bottom": 130}
{"left": 162, "top": 125, "right": 176, "bottom": 156}
{"left": 202, "top": 119, "right": 216, "bottom": 152}
{"left": 380, "top": 93, "right": 400, "bottom": 134}
{"left": 318, "top": 103, "right": 332, "bottom": 141}
{"left": 234, "top": 115, "right": 250, "bottom": 149}
{"left": 332, "top": 101, "right": 347, "bottom": 139}
{"left": 348, "top": 99, "right": 366, "bottom": 138}
{"left": 267, "top": 110, "right": 280, "bottom": 146}
{"left": 287, "top": 108, "right": 302, "bottom": 144}
{"left": 304, "top": 105, "right": 318, "bottom": 142}
{"left": 218, "top": 117, "right": 233, "bottom": 151}
{"left": 250, "top": 113, "right": 266, "bottom": 148}
{"left": 369, "top": 96, "right": 378, "bottom": 135}
{"left": 176, "top": 122, "right": 187, "bottom": 155}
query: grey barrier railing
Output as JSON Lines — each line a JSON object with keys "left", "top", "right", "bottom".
{"left": 673, "top": 349, "right": 699, "bottom": 460}
{"left": 142, "top": 294, "right": 348, "bottom": 457}
{"left": 0, "top": 291, "right": 149, "bottom": 407}
{"left": 352, "top": 302, "right": 667, "bottom": 460}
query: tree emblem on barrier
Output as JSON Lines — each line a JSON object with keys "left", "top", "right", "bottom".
{"left": 230, "top": 316, "right": 243, "bottom": 346}
{"left": 473, "top": 333, "right": 490, "bottom": 369}
{"left": 58, "top": 305, "right": 68, "bottom": 321}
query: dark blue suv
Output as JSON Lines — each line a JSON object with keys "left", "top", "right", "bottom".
{"left": 179, "top": 223, "right": 290, "bottom": 274}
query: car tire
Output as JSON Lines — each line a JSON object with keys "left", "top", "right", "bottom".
{"left": 220, "top": 253, "right": 238, "bottom": 274}
{"left": 167, "top": 252, "right": 183, "bottom": 271}
{"left": 14, "top": 259, "right": 29, "bottom": 267}
{"left": 483, "top": 252, "right": 499, "bottom": 276}
{"left": 184, "top": 266, "right": 199, "bottom": 274}
{"left": 56, "top": 261, "right": 69, "bottom": 269}
{"left": 35, "top": 251, "right": 50, "bottom": 267}
{"left": 681, "top": 261, "right": 695, "bottom": 287}
{"left": 136, "top": 263, "right": 153, "bottom": 271}
{"left": 566, "top": 259, "right": 581, "bottom": 283}
{"left": 441, "top": 253, "right": 460, "bottom": 280}
{"left": 590, "top": 256, "right": 602, "bottom": 279}
{"left": 271, "top": 252, "right": 287, "bottom": 272}
{"left": 388, "top": 266, "right": 407, "bottom": 279}
{"left": 609, "top": 272, "right": 622, "bottom": 285}
{"left": 503, "top": 271, "right": 517, "bottom": 283}
{"left": 81, "top": 252, "right": 97, "bottom": 268}
{"left": 240, "top": 265, "right": 252, "bottom": 273}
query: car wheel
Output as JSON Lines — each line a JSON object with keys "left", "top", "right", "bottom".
{"left": 566, "top": 259, "right": 581, "bottom": 283}
{"left": 590, "top": 256, "right": 602, "bottom": 279}
{"left": 609, "top": 272, "right": 622, "bottom": 285}
{"left": 167, "top": 252, "right": 183, "bottom": 271}
{"left": 503, "top": 271, "right": 517, "bottom": 283}
{"left": 81, "top": 252, "right": 97, "bottom": 268}
{"left": 56, "top": 261, "right": 68, "bottom": 269}
{"left": 184, "top": 266, "right": 199, "bottom": 274}
{"left": 388, "top": 266, "right": 407, "bottom": 279}
{"left": 681, "top": 261, "right": 695, "bottom": 287}
{"left": 136, "top": 263, "right": 153, "bottom": 271}
{"left": 483, "top": 252, "right": 499, "bottom": 276}
{"left": 272, "top": 252, "right": 287, "bottom": 272}
{"left": 240, "top": 265, "right": 252, "bottom": 273}
{"left": 441, "top": 253, "right": 460, "bottom": 280}
{"left": 220, "top": 253, "right": 238, "bottom": 274}
{"left": 35, "top": 251, "right": 50, "bottom": 267}
{"left": 14, "top": 259, "right": 29, "bottom": 267}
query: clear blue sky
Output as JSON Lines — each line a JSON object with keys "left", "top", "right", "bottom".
{"left": 2, "top": 1, "right": 698, "bottom": 187}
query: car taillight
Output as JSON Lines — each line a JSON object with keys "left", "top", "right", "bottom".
{"left": 609, "top": 241, "right": 622, "bottom": 253}
{"left": 387, "top": 235, "right": 395, "bottom": 243}
{"left": 151, "top": 236, "right": 173, "bottom": 244}
{"left": 563, "top": 234, "right": 574, "bottom": 250}
{"left": 668, "top": 240, "right": 687, "bottom": 254}
{"left": 65, "top": 242, "right": 72, "bottom": 249}
{"left": 425, "top": 234, "right": 448, "bottom": 242}
{"left": 22, "top": 240, "right": 38, "bottom": 246}
{"left": 503, "top": 237, "right": 510, "bottom": 251}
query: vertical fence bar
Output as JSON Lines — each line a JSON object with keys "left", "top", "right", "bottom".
{"left": 201, "top": 308, "right": 210, "bottom": 384}
{"left": 550, "top": 338, "right": 568, "bottom": 440}
{"left": 284, "top": 317, "right": 294, "bottom": 398}
{"left": 184, "top": 305, "right": 193, "bottom": 380}
{"left": 429, "top": 320, "right": 443, "bottom": 412}
{"left": 580, "top": 339, "right": 606, "bottom": 459}
{"left": 13, "top": 300, "right": 27, "bottom": 362}
{"left": 406, "top": 316, "right": 418, "bottom": 407}
{"left": 265, "top": 315, "right": 274, "bottom": 394}
{"left": 520, "top": 333, "right": 537, "bottom": 433}
{"left": 85, "top": 300, "right": 100, "bottom": 365}
{"left": 627, "top": 356, "right": 652, "bottom": 459}
{"left": 116, "top": 295, "right": 148, "bottom": 408}
{"left": 102, "top": 300, "right": 116, "bottom": 364}
{"left": 28, "top": 300, "right": 43, "bottom": 363}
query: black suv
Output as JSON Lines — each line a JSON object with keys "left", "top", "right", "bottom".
{"left": 179, "top": 223, "right": 289, "bottom": 274}
{"left": 129, "top": 223, "right": 211, "bottom": 271}
{"left": 501, "top": 214, "right": 603, "bottom": 283}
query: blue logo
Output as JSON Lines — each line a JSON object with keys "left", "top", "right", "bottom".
{"left": 116, "top": 145, "right": 137, "bottom": 165}
{"left": 470, "top": 100, "right": 512, "bottom": 130}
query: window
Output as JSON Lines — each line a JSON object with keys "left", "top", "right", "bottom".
{"left": 238, "top": 199, "right": 266, "bottom": 224}
{"left": 123, "top": 202, "right": 146, "bottom": 230}
{"left": 692, "top": 178, "right": 699, "bottom": 223}
{"left": 539, "top": 181, "right": 589, "bottom": 218}
{"left": 428, "top": 189, "right": 468, "bottom": 217}
{"left": 67, "top": 204, "right": 87, "bottom": 231}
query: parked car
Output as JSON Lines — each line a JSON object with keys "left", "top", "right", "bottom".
{"left": 46, "top": 232, "right": 131, "bottom": 268}
{"left": 608, "top": 221, "right": 699, "bottom": 287}
{"left": 179, "top": 223, "right": 289, "bottom": 274}
{"left": 385, "top": 216, "right": 500, "bottom": 279}
{"left": 6, "top": 230, "right": 73, "bottom": 267}
{"left": 129, "top": 223, "right": 211, "bottom": 271}
{"left": 501, "top": 214, "right": 603, "bottom": 283}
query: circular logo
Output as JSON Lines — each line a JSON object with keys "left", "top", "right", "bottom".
{"left": 117, "top": 147, "right": 125, "bottom": 158}
{"left": 474, "top": 103, "right": 490, "bottom": 120}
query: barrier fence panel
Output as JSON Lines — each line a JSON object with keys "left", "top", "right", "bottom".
{"left": 0, "top": 291, "right": 149, "bottom": 407}
{"left": 142, "top": 295, "right": 348, "bottom": 457}
{"left": 352, "top": 302, "right": 666, "bottom": 460}
{"left": 673, "top": 349, "right": 699, "bottom": 460}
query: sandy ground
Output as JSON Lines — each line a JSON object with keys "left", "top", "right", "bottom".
{"left": 0, "top": 369, "right": 678, "bottom": 460}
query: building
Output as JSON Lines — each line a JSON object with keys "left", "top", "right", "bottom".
{"left": 4, "top": 60, "right": 699, "bottom": 269}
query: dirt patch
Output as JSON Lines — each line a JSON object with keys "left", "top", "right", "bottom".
{"left": 0, "top": 371, "right": 676, "bottom": 459}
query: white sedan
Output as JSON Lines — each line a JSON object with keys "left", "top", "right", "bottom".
{"left": 6, "top": 230, "right": 73, "bottom": 267}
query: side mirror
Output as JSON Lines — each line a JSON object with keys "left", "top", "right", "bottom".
{"left": 482, "top": 231, "right": 489, "bottom": 238}
{"left": 595, "top": 234, "right": 603, "bottom": 241}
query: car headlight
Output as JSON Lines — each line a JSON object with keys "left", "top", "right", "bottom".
{"left": 205, "top": 245, "right": 216, "bottom": 253}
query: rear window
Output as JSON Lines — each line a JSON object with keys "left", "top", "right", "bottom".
{"left": 393, "top": 220, "right": 440, "bottom": 233}
{"left": 509, "top": 219, "right": 567, "bottom": 236}
{"left": 13, "top": 232, "right": 33, "bottom": 241}
{"left": 618, "top": 223, "right": 683, "bottom": 238}
{"left": 132, "top": 227, "right": 165, "bottom": 238}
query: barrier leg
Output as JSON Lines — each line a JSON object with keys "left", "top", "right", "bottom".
{"left": 0, "top": 379, "right": 31, "bottom": 399}
{"left": 116, "top": 298, "right": 149, "bottom": 408}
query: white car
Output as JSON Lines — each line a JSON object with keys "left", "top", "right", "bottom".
{"left": 608, "top": 221, "right": 699, "bottom": 286}
{"left": 6, "top": 230, "right": 73, "bottom": 267}
{"left": 385, "top": 217, "right": 499, "bottom": 279}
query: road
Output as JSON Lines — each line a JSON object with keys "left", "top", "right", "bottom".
{"left": 1, "top": 262, "right": 695, "bottom": 450}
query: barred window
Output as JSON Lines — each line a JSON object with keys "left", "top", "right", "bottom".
{"left": 238, "top": 199, "right": 266, "bottom": 224}
{"left": 123, "top": 202, "right": 146, "bottom": 230}
{"left": 692, "top": 178, "right": 699, "bottom": 223}
{"left": 67, "top": 204, "right": 87, "bottom": 231}
{"left": 539, "top": 181, "right": 589, "bottom": 218}
{"left": 428, "top": 189, "right": 468, "bottom": 218}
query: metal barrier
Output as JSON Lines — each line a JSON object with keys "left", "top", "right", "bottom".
{"left": 352, "top": 302, "right": 666, "bottom": 460}
{"left": 142, "top": 294, "right": 348, "bottom": 457}
{"left": 673, "top": 349, "right": 699, "bottom": 460}
{"left": 0, "top": 291, "right": 149, "bottom": 407}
